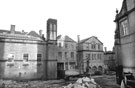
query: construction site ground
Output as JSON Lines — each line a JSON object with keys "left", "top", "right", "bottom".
{"left": 0, "top": 74, "right": 120, "bottom": 88}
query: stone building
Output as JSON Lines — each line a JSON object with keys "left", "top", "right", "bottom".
{"left": 114, "top": 0, "right": 135, "bottom": 84}
{"left": 0, "top": 18, "right": 58, "bottom": 80}
{"left": 57, "top": 35, "right": 77, "bottom": 71}
{"left": 78, "top": 36, "right": 104, "bottom": 74}
{"left": 104, "top": 51, "right": 115, "bottom": 71}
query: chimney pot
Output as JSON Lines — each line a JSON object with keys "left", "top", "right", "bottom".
{"left": 104, "top": 47, "right": 107, "bottom": 52}
{"left": 22, "top": 30, "right": 24, "bottom": 33}
{"left": 39, "top": 30, "right": 43, "bottom": 36}
{"left": 10, "top": 25, "right": 15, "bottom": 34}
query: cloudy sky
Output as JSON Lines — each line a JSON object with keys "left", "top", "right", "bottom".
{"left": 0, "top": 0, "right": 123, "bottom": 50}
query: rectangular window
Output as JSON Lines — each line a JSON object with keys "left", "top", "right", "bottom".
{"left": 120, "top": 19, "right": 129, "bottom": 36}
{"left": 59, "top": 43, "right": 62, "bottom": 47}
{"left": 86, "top": 54, "right": 88, "bottom": 60}
{"left": 91, "top": 44, "right": 96, "bottom": 49}
{"left": 37, "top": 54, "right": 42, "bottom": 62}
{"left": 65, "top": 44, "right": 68, "bottom": 48}
{"left": 7, "top": 54, "right": 14, "bottom": 62}
{"left": 86, "top": 44, "right": 89, "bottom": 49}
{"left": 58, "top": 52, "right": 62, "bottom": 59}
{"left": 23, "top": 54, "right": 28, "bottom": 62}
{"left": 88, "top": 54, "right": 91, "bottom": 60}
{"left": 71, "top": 44, "right": 74, "bottom": 49}
{"left": 65, "top": 62, "right": 68, "bottom": 70}
{"left": 98, "top": 44, "right": 100, "bottom": 50}
{"left": 99, "top": 54, "right": 102, "bottom": 60}
{"left": 92, "top": 54, "right": 94, "bottom": 60}
{"left": 71, "top": 52, "right": 74, "bottom": 59}
{"left": 65, "top": 52, "right": 68, "bottom": 59}
{"left": 97, "top": 54, "right": 100, "bottom": 59}
{"left": 94, "top": 54, "right": 96, "bottom": 60}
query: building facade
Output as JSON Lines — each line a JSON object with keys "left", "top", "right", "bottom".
{"left": 78, "top": 36, "right": 104, "bottom": 74}
{"left": 0, "top": 18, "right": 58, "bottom": 80}
{"left": 57, "top": 35, "right": 77, "bottom": 71}
{"left": 104, "top": 51, "right": 115, "bottom": 71}
{"left": 114, "top": 0, "right": 135, "bottom": 84}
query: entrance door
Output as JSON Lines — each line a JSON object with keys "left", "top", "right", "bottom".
{"left": 57, "top": 63, "right": 65, "bottom": 79}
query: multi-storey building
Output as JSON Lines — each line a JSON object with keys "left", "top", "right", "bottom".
{"left": 104, "top": 50, "right": 115, "bottom": 71}
{"left": 0, "top": 18, "right": 58, "bottom": 80}
{"left": 57, "top": 35, "right": 77, "bottom": 71}
{"left": 78, "top": 36, "right": 104, "bottom": 74}
{"left": 114, "top": 0, "right": 135, "bottom": 85}
{"left": 0, "top": 25, "right": 46, "bottom": 80}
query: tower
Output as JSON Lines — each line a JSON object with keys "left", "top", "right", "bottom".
{"left": 46, "top": 18, "right": 57, "bottom": 80}
{"left": 47, "top": 19, "right": 57, "bottom": 41}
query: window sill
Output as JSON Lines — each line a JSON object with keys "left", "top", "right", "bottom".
{"left": 7, "top": 63, "right": 14, "bottom": 66}
{"left": 22, "top": 62, "right": 29, "bottom": 66}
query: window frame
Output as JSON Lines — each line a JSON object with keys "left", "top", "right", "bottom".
{"left": 23, "top": 54, "right": 29, "bottom": 62}
{"left": 37, "top": 54, "right": 42, "bottom": 62}
{"left": 7, "top": 53, "right": 14, "bottom": 62}
{"left": 71, "top": 52, "right": 74, "bottom": 59}
{"left": 58, "top": 52, "right": 62, "bottom": 59}
{"left": 119, "top": 18, "right": 129, "bottom": 36}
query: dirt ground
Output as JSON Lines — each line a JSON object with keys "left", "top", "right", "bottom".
{"left": 0, "top": 75, "right": 120, "bottom": 88}
{"left": 94, "top": 75, "right": 120, "bottom": 88}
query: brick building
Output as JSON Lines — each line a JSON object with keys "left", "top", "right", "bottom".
{"left": 78, "top": 36, "right": 104, "bottom": 74}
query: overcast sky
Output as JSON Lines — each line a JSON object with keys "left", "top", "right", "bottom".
{"left": 0, "top": 0, "right": 123, "bottom": 51}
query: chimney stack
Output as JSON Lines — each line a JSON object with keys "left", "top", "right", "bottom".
{"left": 10, "top": 25, "right": 15, "bottom": 34}
{"left": 39, "top": 30, "right": 43, "bottom": 36}
{"left": 22, "top": 30, "right": 24, "bottom": 33}
{"left": 104, "top": 47, "right": 107, "bottom": 52}
{"left": 77, "top": 35, "right": 80, "bottom": 43}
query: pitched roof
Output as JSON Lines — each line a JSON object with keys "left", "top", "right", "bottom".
{"left": 64, "top": 35, "right": 77, "bottom": 43}
{"left": 57, "top": 35, "right": 76, "bottom": 43}
{"left": 0, "top": 29, "right": 44, "bottom": 41}
{"left": 115, "top": 0, "right": 127, "bottom": 21}
{"left": 57, "top": 35, "right": 62, "bottom": 39}
{"left": 27, "top": 31, "right": 41, "bottom": 38}
{"left": 0, "top": 29, "right": 27, "bottom": 35}
{"left": 80, "top": 36, "right": 103, "bottom": 44}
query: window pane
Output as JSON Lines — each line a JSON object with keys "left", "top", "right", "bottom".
{"left": 98, "top": 44, "right": 100, "bottom": 50}
{"left": 65, "top": 52, "right": 67, "bottom": 59}
{"left": 65, "top": 44, "right": 68, "bottom": 48}
{"left": 37, "top": 54, "right": 42, "bottom": 61}
{"left": 23, "top": 54, "right": 28, "bottom": 62}
{"left": 58, "top": 52, "right": 62, "bottom": 59}
{"left": 8, "top": 54, "right": 14, "bottom": 62}
{"left": 71, "top": 52, "right": 74, "bottom": 59}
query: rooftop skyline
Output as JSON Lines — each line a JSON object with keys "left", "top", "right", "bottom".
{"left": 0, "top": 0, "right": 123, "bottom": 51}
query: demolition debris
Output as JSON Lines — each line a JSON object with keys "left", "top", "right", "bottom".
{"left": 62, "top": 77, "right": 101, "bottom": 88}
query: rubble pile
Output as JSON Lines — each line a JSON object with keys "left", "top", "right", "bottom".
{"left": 62, "top": 77, "right": 101, "bottom": 88}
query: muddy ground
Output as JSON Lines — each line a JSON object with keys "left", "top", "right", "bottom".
{"left": 0, "top": 75, "right": 120, "bottom": 88}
